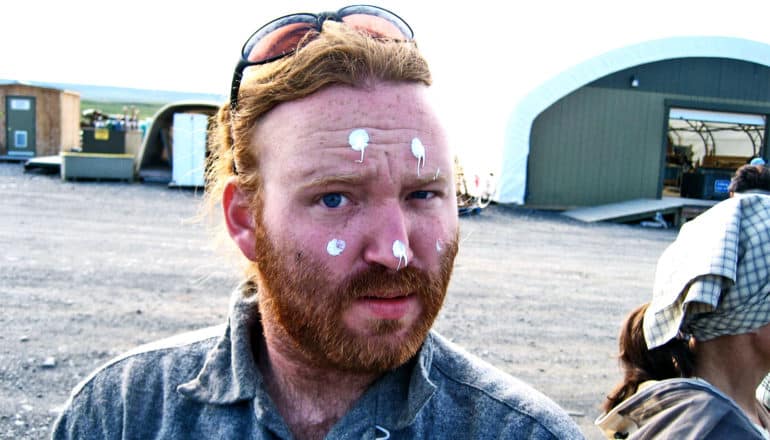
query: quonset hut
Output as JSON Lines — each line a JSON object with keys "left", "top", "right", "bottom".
{"left": 498, "top": 36, "right": 770, "bottom": 209}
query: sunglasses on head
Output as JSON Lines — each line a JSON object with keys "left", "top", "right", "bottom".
{"left": 229, "top": 4, "right": 414, "bottom": 112}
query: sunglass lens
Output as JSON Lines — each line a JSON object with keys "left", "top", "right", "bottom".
{"left": 244, "top": 21, "right": 317, "bottom": 63}
{"left": 341, "top": 14, "right": 410, "bottom": 39}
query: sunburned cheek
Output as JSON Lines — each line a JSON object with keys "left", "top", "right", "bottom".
{"left": 405, "top": 235, "right": 447, "bottom": 269}
{"left": 418, "top": 219, "right": 457, "bottom": 258}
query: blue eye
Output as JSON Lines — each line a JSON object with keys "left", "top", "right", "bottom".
{"left": 321, "top": 193, "right": 345, "bottom": 208}
{"left": 409, "top": 191, "right": 434, "bottom": 200}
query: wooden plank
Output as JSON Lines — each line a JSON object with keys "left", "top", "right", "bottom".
{"left": 562, "top": 197, "right": 716, "bottom": 223}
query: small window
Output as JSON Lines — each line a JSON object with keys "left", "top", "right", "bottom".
{"left": 14, "top": 130, "right": 28, "bottom": 148}
{"left": 10, "top": 99, "right": 31, "bottom": 111}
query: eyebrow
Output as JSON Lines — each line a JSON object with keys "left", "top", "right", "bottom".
{"left": 413, "top": 172, "right": 449, "bottom": 187}
{"left": 299, "top": 171, "right": 450, "bottom": 191}
{"left": 299, "top": 173, "right": 368, "bottom": 191}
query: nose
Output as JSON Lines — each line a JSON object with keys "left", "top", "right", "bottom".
{"left": 361, "top": 200, "right": 413, "bottom": 271}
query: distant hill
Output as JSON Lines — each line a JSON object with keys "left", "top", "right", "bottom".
{"left": 0, "top": 79, "right": 224, "bottom": 104}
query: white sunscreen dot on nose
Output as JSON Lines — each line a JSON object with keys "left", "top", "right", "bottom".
{"left": 326, "top": 239, "right": 346, "bottom": 256}
{"left": 392, "top": 239, "right": 408, "bottom": 270}
{"left": 411, "top": 137, "right": 426, "bottom": 176}
{"left": 349, "top": 128, "right": 369, "bottom": 163}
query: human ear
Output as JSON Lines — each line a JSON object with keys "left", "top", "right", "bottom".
{"left": 223, "top": 177, "right": 257, "bottom": 261}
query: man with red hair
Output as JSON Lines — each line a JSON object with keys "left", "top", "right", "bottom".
{"left": 53, "top": 6, "right": 581, "bottom": 439}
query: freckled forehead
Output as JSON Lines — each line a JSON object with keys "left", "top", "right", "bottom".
{"left": 253, "top": 82, "right": 447, "bottom": 160}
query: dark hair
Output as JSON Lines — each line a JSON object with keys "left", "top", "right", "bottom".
{"left": 729, "top": 164, "right": 770, "bottom": 194}
{"left": 602, "top": 303, "right": 696, "bottom": 412}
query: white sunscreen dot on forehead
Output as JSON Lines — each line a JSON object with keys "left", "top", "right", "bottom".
{"left": 326, "top": 239, "right": 346, "bottom": 256}
{"left": 392, "top": 239, "right": 408, "bottom": 270}
{"left": 411, "top": 137, "right": 426, "bottom": 176}
{"left": 349, "top": 128, "right": 369, "bottom": 163}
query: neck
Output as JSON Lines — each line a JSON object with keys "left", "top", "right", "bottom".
{"left": 256, "top": 316, "right": 379, "bottom": 440}
{"left": 694, "top": 333, "right": 767, "bottom": 426}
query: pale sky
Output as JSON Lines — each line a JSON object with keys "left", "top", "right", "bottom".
{"left": 5, "top": 0, "right": 770, "bottom": 174}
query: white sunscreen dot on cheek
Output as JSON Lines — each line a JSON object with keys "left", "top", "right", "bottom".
{"left": 411, "top": 137, "right": 426, "bottom": 176}
{"left": 326, "top": 239, "right": 346, "bottom": 256}
{"left": 349, "top": 129, "right": 369, "bottom": 163}
{"left": 392, "top": 239, "right": 408, "bottom": 270}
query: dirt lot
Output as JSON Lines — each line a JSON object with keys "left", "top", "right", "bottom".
{"left": 0, "top": 161, "right": 678, "bottom": 439}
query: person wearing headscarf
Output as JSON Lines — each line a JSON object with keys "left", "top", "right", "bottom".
{"left": 729, "top": 160, "right": 770, "bottom": 413}
{"left": 596, "top": 193, "right": 770, "bottom": 439}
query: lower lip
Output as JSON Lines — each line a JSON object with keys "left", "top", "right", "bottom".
{"left": 356, "top": 295, "right": 416, "bottom": 320}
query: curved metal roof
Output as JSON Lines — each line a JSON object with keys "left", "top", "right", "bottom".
{"left": 136, "top": 100, "right": 221, "bottom": 174}
{"left": 498, "top": 36, "right": 770, "bottom": 204}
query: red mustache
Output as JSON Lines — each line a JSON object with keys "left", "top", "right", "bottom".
{"left": 335, "top": 265, "right": 438, "bottom": 303}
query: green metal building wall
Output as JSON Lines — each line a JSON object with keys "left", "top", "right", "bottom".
{"left": 525, "top": 57, "right": 770, "bottom": 208}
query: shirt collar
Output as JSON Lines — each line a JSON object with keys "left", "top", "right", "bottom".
{"left": 176, "top": 282, "right": 437, "bottom": 428}
{"left": 176, "top": 282, "right": 262, "bottom": 404}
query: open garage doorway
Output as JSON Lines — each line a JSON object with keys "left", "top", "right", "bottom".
{"left": 665, "top": 107, "right": 766, "bottom": 200}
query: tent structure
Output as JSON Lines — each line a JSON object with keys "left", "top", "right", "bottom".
{"left": 498, "top": 36, "right": 770, "bottom": 206}
{"left": 136, "top": 101, "right": 220, "bottom": 184}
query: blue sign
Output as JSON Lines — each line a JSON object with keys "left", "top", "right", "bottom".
{"left": 714, "top": 179, "right": 730, "bottom": 194}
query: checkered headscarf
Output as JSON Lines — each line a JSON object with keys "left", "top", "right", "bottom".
{"left": 644, "top": 194, "right": 770, "bottom": 349}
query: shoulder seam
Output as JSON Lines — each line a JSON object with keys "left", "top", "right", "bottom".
{"left": 66, "top": 325, "right": 224, "bottom": 401}
{"left": 431, "top": 359, "right": 562, "bottom": 439}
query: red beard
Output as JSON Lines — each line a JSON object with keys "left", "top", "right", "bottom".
{"left": 252, "top": 224, "right": 458, "bottom": 374}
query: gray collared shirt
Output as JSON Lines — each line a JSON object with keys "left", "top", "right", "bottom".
{"left": 52, "top": 286, "right": 583, "bottom": 439}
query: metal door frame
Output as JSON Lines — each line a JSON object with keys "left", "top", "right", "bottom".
{"left": 5, "top": 95, "right": 37, "bottom": 157}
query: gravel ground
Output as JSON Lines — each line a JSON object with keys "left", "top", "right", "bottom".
{"left": 0, "top": 161, "right": 678, "bottom": 439}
